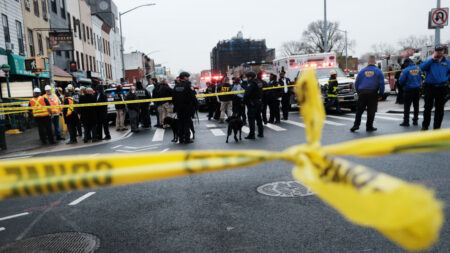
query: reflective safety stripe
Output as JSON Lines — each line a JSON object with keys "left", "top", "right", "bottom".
{"left": 45, "top": 94, "right": 61, "bottom": 114}
{"left": 29, "top": 97, "right": 49, "bottom": 117}
{"left": 65, "top": 97, "right": 74, "bottom": 117}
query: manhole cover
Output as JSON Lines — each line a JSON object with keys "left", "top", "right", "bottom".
{"left": 0, "top": 232, "right": 100, "bottom": 253}
{"left": 257, "top": 181, "right": 314, "bottom": 197}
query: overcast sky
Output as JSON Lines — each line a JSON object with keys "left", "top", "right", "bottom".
{"left": 115, "top": 0, "right": 450, "bottom": 74}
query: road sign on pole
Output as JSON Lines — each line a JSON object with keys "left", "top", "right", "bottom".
{"left": 429, "top": 8, "right": 449, "bottom": 28}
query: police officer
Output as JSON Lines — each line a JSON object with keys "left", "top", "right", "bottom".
{"left": 63, "top": 88, "right": 79, "bottom": 144}
{"left": 205, "top": 81, "right": 218, "bottom": 120}
{"left": 257, "top": 72, "right": 269, "bottom": 124}
{"left": 350, "top": 55, "right": 385, "bottom": 132}
{"left": 136, "top": 81, "right": 152, "bottom": 128}
{"left": 324, "top": 70, "right": 343, "bottom": 114}
{"left": 172, "top": 72, "right": 197, "bottom": 144}
{"left": 279, "top": 71, "right": 292, "bottom": 120}
{"left": 420, "top": 44, "right": 450, "bottom": 130}
{"left": 244, "top": 71, "right": 264, "bottom": 139}
{"left": 231, "top": 77, "right": 246, "bottom": 124}
{"left": 29, "top": 88, "right": 54, "bottom": 144}
{"left": 267, "top": 73, "right": 281, "bottom": 123}
{"left": 73, "top": 87, "right": 82, "bottom": 136}
{"left": 398, "top": 58, "right": 422, "bottom": 127}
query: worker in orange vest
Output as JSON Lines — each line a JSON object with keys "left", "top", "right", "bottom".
{"left": 29, "top": 88, "right": 54, "bottom": 144}
{"left": 43, "top": 85, "right": 65, "bottom": 141}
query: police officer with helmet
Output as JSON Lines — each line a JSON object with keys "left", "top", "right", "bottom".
{"left": 243, "top": 71, "right": 264, "bottom": 139}
{"left": 172, "top": 72, "right": 197, "bottom": 144}
{"left": 398, "top": 58, "right": 422, "bottom": 127}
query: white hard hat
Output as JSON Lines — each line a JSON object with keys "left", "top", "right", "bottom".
{"left": 33, "top": 88, "right": 41, "bottom": 93}
{"left": 67, "top": 84, "right": 74, "bottom": 90}
{"left": 330, "top": 70, "right": 337, "bottom": 75}
{"left": 44, "top": 85, "right": 51, "bottom": 91}
{"left": 75, "top": 87, "right": 80, "bottom": 92}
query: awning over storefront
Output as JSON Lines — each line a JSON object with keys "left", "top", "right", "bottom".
{"left": 53, "top": 65, "right": 72, "bottom": 82}
{"left": 7, "top": 53, "right": 50, "bottom": 78}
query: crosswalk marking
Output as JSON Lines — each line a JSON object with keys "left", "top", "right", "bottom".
{"left": 377, "top": 112, "right": 423, "bottom": 119}
{"left": 265, "top": 123, "right": 287, "bottom": 131}
{"left": 327, "top": 115, "right": 365, "bottom": 123}
{"left": 324, "top": 120, "right": 345, "bottom": 126}
{"left": 211, "top": 129, "right": 226, "bottom": 136}
{"left": 206, "top": 124, "right": 216, "bottom": 128}
{"left": 284, "top": 120, "right": 306, "bottom": 128}
{"left": 359, "top": 114, "right": 402, "bottom": 121}
{"left": 152, "top": 128, "right": 165, "bottom": 142}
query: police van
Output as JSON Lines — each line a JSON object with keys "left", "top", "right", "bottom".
{"left": 273, "top": 52, "right": 358, "bottom": 111}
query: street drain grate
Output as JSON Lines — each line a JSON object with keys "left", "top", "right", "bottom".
{"left": 0, "top": 232, "right": 100, "bottom": 253}
{"left": 257, "top": 181, "right": 314, "bottom": 197}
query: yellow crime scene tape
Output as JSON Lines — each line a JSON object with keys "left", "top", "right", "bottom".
{"left": 0, "top": 69, "right": 446, "bottom": 251}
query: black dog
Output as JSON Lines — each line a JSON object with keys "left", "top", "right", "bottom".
{"left": 226, "top": 116, "right": 244, "bottom": 143}
{"left": 163, "top": 117, "right": 195, "bottom": 143}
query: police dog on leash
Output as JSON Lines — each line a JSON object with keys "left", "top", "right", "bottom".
{"left": 226, "top": 116, "right": 244, "bottom": 143}
{"left": 163, "top": 117, "right": 195, "bottom": 143}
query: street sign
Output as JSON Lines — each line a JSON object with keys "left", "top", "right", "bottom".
{"left": 24, "top": 59, "right": 37, "bottom": 72}
{"left": 49, "top": 32, "right": 74, "bottom": 51}
{"left": 429, "top": 8, "right": 449, "bottom": 28}
{"left": 24, "top": 57, "right": 45, "bottom": 72}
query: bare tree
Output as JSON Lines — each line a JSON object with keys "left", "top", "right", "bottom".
{"left": 301, "top": 20, "right": 350, "bottom": 53}
{"left": 280, "top": 41, "right": 312, "bottom": 56}
{"left": 371, "top": 42, "right": 396, "bottom": 58}
{"left": 398, "top": 35, "right": 434, "bottom": 49}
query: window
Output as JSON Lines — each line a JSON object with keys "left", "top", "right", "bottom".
{"left": 86, "top": 54, "right": 89, "bottom": 71}
{"left": 86, "top": 26, "right": 90, "bottom": 43}
{"left": 82, "top": 23, "right": 86, "bottom": 41}
{"left": 76, "top": 51, "right": 80, "bottom": 70}
{"left": 93, "top": 57, "right": 96, "bottom": 72}
{"left": 16, "top": 21, "right": 25, "bottom": 55}
{"left": 80, "top": 53, "right": 84, "bottom": 70}
{"left": 65, "top": 51, "right": 70, "bottom": 59}
{"left": 89, "top": 56, "right": 92, "bottom": 71}
{"left": 56, "top": 51, "right": 61, "bottom": 56}
{"left": 67, "top": 13, "right": 71, "bottom": 29}
{"left": 60, "top": 0, "right": 65, "bottom": 19}
{"left": 1, "top": 15, "right": 10, "bottom": 44}
{"left": 50, "top": 0, "right": 57, "bottom": 13}
{"left": 37, "top": 33, "right": 43, "bottom": 55}
{"left": 72, "top": 17, "right": 77, "bottom": 34}
{"left": 33, "top": 0, "right": 40, "bottom": 17}
{"left": 93, "top": 33, "right": 96, "bottom": 50}
{"left": 28, "top": 29, "right": 35, "bottom": 56}
{"left": 25, "top": 0, "right": 31, "bottom": 11}
{"left": 90, "top": 28, "right": 93, "bottom": 45}
{"left": 41, "top": 0, "right": 48, "bottom": 20}
{"left": 46, "top": 37, "right": 50, "bottom": 52}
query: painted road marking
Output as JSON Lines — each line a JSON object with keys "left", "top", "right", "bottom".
{"left": 211, "top": 128, "right": 226, "bottom": 136}
{"left": 0, "top": 212, "right": 30, "bottom": 221}
{"left": 160, "top": 148, "right": 170, "bottom": 153}
{"left": 0, "top": 227, "right": 4, "bottom": 232}
{"left": 377, "top": 112, "right": 423, "bottom": 119}
{"left": 284, "top": 120, "right": 306, "bottom": 128}
{"left": 0, "top": 155, "right": 32, "bottom": 160}
{"left": 206, "top": 124, "right": 217, "bottom": 128}
{"left": 242, "top": 126, "right": 250, "bottom": 134}
{"left": 152, "top": 128, "right": 165, "bottom": 142}
{"left": 327, "top": 115, "right": 366, "bottom": 124}
{"left": 112, "top": 145, "right": 122, "bottom": 149}
{"left": 87, "top": 153, "right": 99, "bottom": 158}
{"left": 265, "top": 123, "right": 287, "bottom": 131}
{"left": 323, "top": 120, "right": 345, "bottom": 126}
{"left": 355, "top": 114, "right": 402, "bottom": 121}
{"left": 123, "top": 144, "right": 160, "bottom": 149}
{"left": 68, "top": 192, "right": 96, "bottom": 206}
{"left": 116, "top": 147, "right": 159, "bottom": 153}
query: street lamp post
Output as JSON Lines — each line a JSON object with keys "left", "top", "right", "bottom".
{"left": 435, "top": 0, "right": 441, "bottom": 46}
{"left": 323, "top": 0, "right": 328, "bottom": 52}
{"left": 1, "top": 64, "right": 11, "bottom": 98}
{"left": 120, "top": 3, "right": 156, "bottom": 80}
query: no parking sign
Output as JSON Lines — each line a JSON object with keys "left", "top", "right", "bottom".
{"left": 429, "top": 8, "right": 449, "bottom": 28}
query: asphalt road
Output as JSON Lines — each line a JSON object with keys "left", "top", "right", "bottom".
{"left": 0, "top": 109, "right": 449, "bottom": 253}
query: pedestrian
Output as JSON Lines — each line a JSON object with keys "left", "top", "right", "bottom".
{"left": 126, "top": 86, "right": 140, "bottom": 133}
{"left": 218, "top": 77, "right": 233, "bottom": 123}
{"left": 350, "top": 55, "right": 385, "bottom": 132}
{"left": 243, "top": 71, "right": 264, "bottom": 139}
{"left": 324, "top": 70, "right": 343, "bottom": 114}
{"left": 151, "top": 78, "right": 162, "bottom": 128}
{"left": 95, "top": 85, "right": 111, "bottom": 140}
{"left": 231, "top": 77, "right": 247, "bottom": 124}
{"left": 114, "top": 84, "right": 127, "bottom": 131}
{"left": 80, "top": 88, "right": 98, "bottom": 143}
{"left": 267, "top": 73, "right": 281, "bottom": 123}
{"left": 29, "top": 88, "right": 54, "bottom": 144}
{"left": 63, "top": 88, "right": 79, "bottom": 144}
{"left": 279, "top": 71, "right": 292, "bottom": 120}
{"left": 257, "top": 72, "right": 269, "bottom": 124}
{"left": 398, "top": 58, "right": 422, "bottom": 127}
{"left": 157, "top": 79, "right": 174, "bottom": 128}
{"left": 420, "top": 44, "right": 450, "bottom": 130}
{"left": 172, "top": 72, "right": 197, "bottom": 144}
{"left": 73, "top": 87, "right": 83, "bottom": 136}
{"left": 135, "top": 81, "right": 152, "bottom": 128}
{"left": 43, "top": 85, "right": 65, "bottom": 140}
{"left": 206, "top": 81, "right": 220, "bottom": 120}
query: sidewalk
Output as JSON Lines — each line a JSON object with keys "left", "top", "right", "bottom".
{"left": 0, "top": 124, "right": 130, "bottom": 158}
{"left": 378, "top": 95, "right": 450, "bottom": 113}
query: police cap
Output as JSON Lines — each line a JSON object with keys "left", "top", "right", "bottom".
{"left": 245, "top": 71, "right": 256, "bottom": 79}
{"left": 179, "top": 72, "right": 190, "bottom": 79}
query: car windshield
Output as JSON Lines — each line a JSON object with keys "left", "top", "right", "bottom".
{"left": 313, "top": 68, "right": 346, "bottom": 79}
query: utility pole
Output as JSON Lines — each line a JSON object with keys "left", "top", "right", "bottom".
{"left": 435, "top": 0, "right": 441, "bottom": 46}
{"left": 324, "top": 0, "right": 328, "bottom": 52}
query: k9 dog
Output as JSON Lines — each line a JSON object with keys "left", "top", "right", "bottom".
{"left": 226, "top": 116, "right": 244, "bottom": 143}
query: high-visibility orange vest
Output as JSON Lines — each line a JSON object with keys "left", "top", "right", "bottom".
{"left": 44, "top": 94, "right": 61, "bottom": 114}
{"left": 29, "top": 96, "right": 50, "bottom": 117}
{"left": 64, "top": 97, "right": 74, "bottom": 117}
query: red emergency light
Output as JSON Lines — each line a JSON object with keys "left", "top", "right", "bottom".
{"left": 329, "top": 56, "right": 335, "bottom": 60}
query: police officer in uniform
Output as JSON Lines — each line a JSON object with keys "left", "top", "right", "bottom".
{"left": 279, "top": 71, "right": 292, "bottom": 120}
{"left": 420, "top": 44, "right": 450, "bottom": 130}
{"left": 257, "top": 72, "right": 269, "bottom": 124}
{"left": 398, "top": 58, "right": 422, "bottom": 127}
{"left": 136, "top": 81, "right": 152, "bottom": 128}
{"left": 267, "top": 73, "right": 281, "bottom": 123}
{"left": 244, "top": 71, "right": 264, "bottom": 139}
{"left": 172, "top": 72, "right": 197, "bottom": 144}
{"left": 350, "top": 55, "right": 385, "bottom": 132}
{"left": 324, "top": 69, "right": 343, "bottom": 114}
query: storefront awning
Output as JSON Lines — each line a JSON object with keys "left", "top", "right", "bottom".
{"left": 53, "top": 65, "right": 72, "bottom": 82}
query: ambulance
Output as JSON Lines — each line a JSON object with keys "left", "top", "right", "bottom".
{"left": 273, "top": 52, "right": 358, "bottom": 111}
